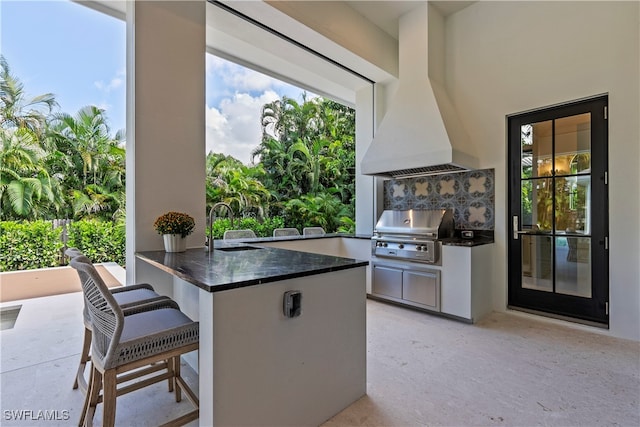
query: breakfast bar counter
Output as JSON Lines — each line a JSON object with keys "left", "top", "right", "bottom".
{"left": 136, "top": 244, "right": 368, "bottom": 427}
{"left": 136, "top": 244, "right": 369, "bottom": 292}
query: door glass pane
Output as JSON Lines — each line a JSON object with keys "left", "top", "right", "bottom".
{"left": 555, "top": 176, "right": 591, "bottom": 234}
{"left": 555, "top": 113, "right": 591, "bottom": 175}
{"left": 556, "top": 237, "right": 592, "bottom": 298}
{"left": 521, "top": 178, "right": 553, "bottom": 232}
{"left": 521, "top": 235, "right": 553, "bottom": 292}
{"left": 521, "top": 120, "right": 552, "bottom": 178}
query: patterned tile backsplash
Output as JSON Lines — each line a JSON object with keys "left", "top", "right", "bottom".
{"left": 383, "top": 169, "right": 495, "bottom": 230}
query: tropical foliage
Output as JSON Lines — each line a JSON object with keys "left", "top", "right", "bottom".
{"left": 206, "top": 153, "right": 271, "bottom": 219}
{"left": 67, "top": 219, "right": 126, "bottom": 266}
{"left": 1, "top": 56, "right": 125, "bottom": 221}
{"left": 0, "top": 220, "right": 62, "bottom": 271}
{"left": 0, "top": 219, "right": 125, "bottom": 271}
{"left": 246, "top": 94, "right": 355, "bottom": 230}
{"left": 1, "top": 55, "right": 356, "bottom": 270}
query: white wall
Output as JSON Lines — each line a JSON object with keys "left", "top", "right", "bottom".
{"left": 119, "top": 1, "right": 639, "bottom": 340}
{"left": 445, "top": 1, "right": 640, "bottom": 340}
{"left": 355, "top": 86, "right": 376, "bottom": 234}
{"left": 126, "top": 1, "right": 206, "bottom": 285}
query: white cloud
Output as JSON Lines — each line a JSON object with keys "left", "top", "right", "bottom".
{"left": 205, "top": 54, "right": 315, "bottom": 164}
{"left": 94, "top": 68, "right": 125, "bottom": 93}
{"left": 206, "top": 90, "right": 280, "bottom": 164}
{"left": 206, "top": 54, "right": 286, "bottom": 93}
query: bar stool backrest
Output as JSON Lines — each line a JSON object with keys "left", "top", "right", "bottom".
{"left": 273, "top": 228, "right": 300, "bottom": 237}
{"left": 66, "top": 249, "right": 96, "bottom": 326}
{"left": 70, "top": 257, "right": 124, "bottom": 370}
{"left": 223, "top": 229, "right": 257, "bottom": 240}
{"left": 303, "top": 227, "right": 325, "bottom": 236}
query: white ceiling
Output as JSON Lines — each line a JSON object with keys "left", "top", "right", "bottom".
{"left": 346, "top": 1, "right": 476, "bottom": 39}
{"left": 77, "top": 0, "right": 477, "bottom": 104}
{"left": 82, "top": 1, "right": 476, "bottom": 40}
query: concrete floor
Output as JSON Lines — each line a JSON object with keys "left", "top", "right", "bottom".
{"left": 1, "top": 292, "right": 638, "bottom": 426}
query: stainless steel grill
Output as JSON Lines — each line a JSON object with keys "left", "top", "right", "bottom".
{"left": 371, "top": 209, "right": 454, "bottom": 264}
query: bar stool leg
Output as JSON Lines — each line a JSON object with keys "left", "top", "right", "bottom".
{"left": 83, "top": 365, "right": 102, "bottom": 427}
{"left": 74, "top": 326, "right": 92, "bottom": 390}
{"left": 102, "top": 369, "right": 117, "bottom": 427}
{"left": 167, "top": 359, "right": 175, "bottom": 393}
{"left": 174, "top": 356, "right": 182, "bottom": 403}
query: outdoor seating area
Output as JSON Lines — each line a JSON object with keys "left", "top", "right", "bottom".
{"left": 1, "top": 277, "right": 638, "bottom": 426}
{"left": 67, "top": 252, "right": 199, "bottom": 426}
{"left": 0, "top": 290, "right": 200, "bottom": 426}
{"left": 0, "top": 251, "right": 201, "bottom": 426}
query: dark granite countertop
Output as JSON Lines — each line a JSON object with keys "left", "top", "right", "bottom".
{"left": 440, "top": 230, "right": 494, "bottom": 247}
{"left": 136, "top": 243, "right": 369, "bottom": 293}
{"left": 243, "top": 230, "right": 492, "bottom": 247}
{"left": 237, "top": 232, "right": 372, "bottom": 243}
{"left": 440, "top": 237, "right": 494, "bottom": 247}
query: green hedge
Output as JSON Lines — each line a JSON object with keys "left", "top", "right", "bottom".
{"left": 1, "top": 215, "right": 295, "bottom": 271}
{"left": 68, "top": 220, "right": 125, "bottom": 266}
{"left": 0, "top": 219, "right": 125, "bottom": 271}
{"left": 0, "top": 221, "right": 63, "bottom": 271}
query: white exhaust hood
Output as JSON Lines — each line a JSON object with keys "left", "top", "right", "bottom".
{"left": 361, "top": 3, "right": 478, "bottom": 178}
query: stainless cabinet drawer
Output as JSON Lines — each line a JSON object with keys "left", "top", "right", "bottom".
{"left": 372, "top": 264, "right": 403, "bottom": 299}
{"left": 402, "top": 270, "right": 440, "bottom": 311}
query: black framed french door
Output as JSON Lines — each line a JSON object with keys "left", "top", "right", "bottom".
{"left": 507, "top": 95, "right": 609, "bottom": 325}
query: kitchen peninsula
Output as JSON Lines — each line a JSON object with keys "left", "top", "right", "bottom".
{"left": 136, "top": 244, "right": 368, "bottom": 427}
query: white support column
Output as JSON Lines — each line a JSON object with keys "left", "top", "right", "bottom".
{"left": 126, "top": 1, "right": 206, "bottom": 285}
{"left": 355, "top": 85, "right": 375, "bottom": 235}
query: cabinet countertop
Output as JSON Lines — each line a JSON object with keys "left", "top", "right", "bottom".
{"left": 136, "top": 244, "right": 368, "bottom": 293}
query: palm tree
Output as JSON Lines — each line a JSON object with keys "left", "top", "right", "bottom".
{"left": 47, "top": 106, "right": 125, "bottom": 219}
{"left": 49, "top": 106, "right": 115, "bottom": 185}
{"left": 255, "top": 94, "right": 356, "bottom": 222}
{"left": 206, "top": 152, "right": 270, "bottom": 218}
{"left": 288, "top": 137, "right": 329, "bottom": 195}
{"left": 0, "top": 128, "right": 57, "bottom": 219}
{"left": 284, "top": 193, "right": 351, "bottom": 233}
{"left": 0, "top": 55, "right": 57, "bottom": 137}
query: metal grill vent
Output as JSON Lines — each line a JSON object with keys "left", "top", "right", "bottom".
{"left": 385, "top": 164, "right": 468, "bottom": 178}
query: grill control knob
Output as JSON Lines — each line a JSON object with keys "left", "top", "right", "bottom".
{"left": 383, "top": 242, "right": 388, "bottom": 248}
{"left": 398, "top": 244, "right": 404, "bottom": 249}
{"left": 417, "top": 245, "right": 424, "bottom": 251}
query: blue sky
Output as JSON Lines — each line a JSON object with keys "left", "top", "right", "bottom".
{"left": 1, "top": 0, "right": 309, "bottom": 164}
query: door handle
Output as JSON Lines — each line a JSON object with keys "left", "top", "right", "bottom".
{"left": 514, "top": 230, "right": 529, "bottom": 239}
{"left": 512, "top": 216, "right": 528, "bottom": 240}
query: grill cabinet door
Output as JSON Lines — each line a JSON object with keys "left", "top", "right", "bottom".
{"left": 402, "top": 269, "right": 440, "bottom": 311}
{"left": 372, "top": 265, "right": 402, "bottom": 299}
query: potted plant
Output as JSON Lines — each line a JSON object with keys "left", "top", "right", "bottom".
{"left": 154, "top": 211, "right": 195, "bottom": 252}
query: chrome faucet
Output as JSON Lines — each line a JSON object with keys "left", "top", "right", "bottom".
{"left": 208, "top": 202, "right": 234, "bottom": 253}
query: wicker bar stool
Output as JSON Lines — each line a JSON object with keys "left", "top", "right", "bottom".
{"left": 70, "top": 257, "right": 199, "bottom": 427}
{"left": 223, "top": 229, "right": 257, "bottom": 240}
{"left": 303, "top": 226, "right": 326, "bottom": 236}
{"left": 273, "top": 227, "right": 300, "bottom": 237}
{"left": 65, "top": 248, "right": 170, "bottom": 394}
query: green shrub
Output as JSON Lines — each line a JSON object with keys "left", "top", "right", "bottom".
{"left": 0, "top": 221, "right": 63, "bottom": 271}
{"left": 67, "top": 219, "right": 125, "bottom": 266}
{"left": 284, "top": 194, "right": 351, "bottom": 233}
{"left": 248, "top": 216, "right": 286, "bottom": 237}
{"left": 208, "top": 216, "right": 286, "bottom": 239}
